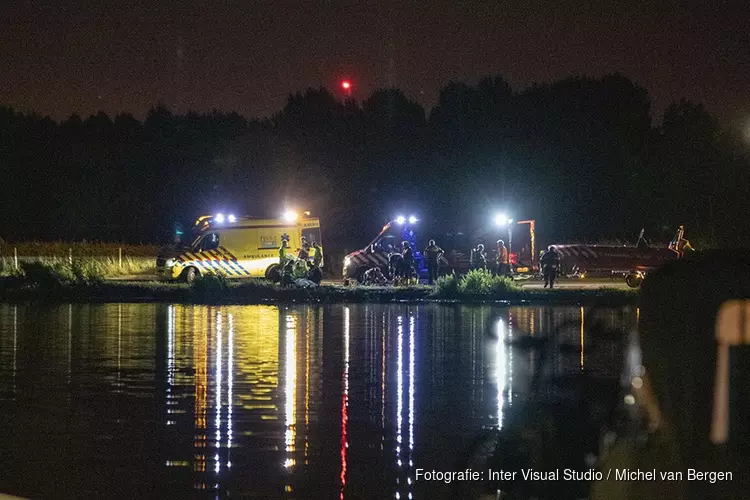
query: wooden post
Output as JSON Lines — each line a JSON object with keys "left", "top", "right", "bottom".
{"left": 14, "top": 247, "right": 18, "bottom": 270}
{"left": 119, "top": 247, "right": 122, "bottom": 269}
{"left": 69, "top": 248, "right": 73, "bottom": 265}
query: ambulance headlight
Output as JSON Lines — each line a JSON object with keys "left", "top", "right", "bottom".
{"left": 408, "top": 215, "right": 418, "bottom": 224}
{"left": 395, "top": 216, "right": 406, "bottom": 225}
{"left": 344, "top": 256, "right": 351, "bottom": 268}
{"left": 215, "top": 213, "right": 225, "bottom": 223}
{"left": 165, "top": 258, "right": 177, "bottom": 268}
{"left": 228, "top": 214, "right": 237, "bottom": 223}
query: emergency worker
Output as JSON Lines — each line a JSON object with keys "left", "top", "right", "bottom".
{"left": 496, "top": 239, "right": 509, "bottom": 277}
{"left": 279, "top": 239, "right": 290, "bottom": 265}
{"left": 292, "top": 258, "right": 308, "bottom": 279}
{"left": 424, "top": 239, "right": 444, "bottom": 284}
{"left": 312, "top": 242, "right": 324, "bottom": 268}
{"left": 540, "top": 245, "right": 560, "bottom": 288}
{"left": 402, "top": 241, "right": 415, "bottom": 282}
{"left": 298, "top": 237, "right": 310, "bottom": 261}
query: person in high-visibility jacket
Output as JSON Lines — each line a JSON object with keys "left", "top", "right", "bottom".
{"left": 496, "top": 239, "right": 509, "bottom": 277}
{"left": 279, "top": 239, "right": 290, "bottom": 265}
{"left": 312, "top": 242, "right": 324, "bottom": 268}
{"left": 292, "top": 258, "right": 309, "bottom": 279}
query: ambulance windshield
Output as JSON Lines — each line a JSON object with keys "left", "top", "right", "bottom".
{"left": 193, "top": 233, "right": 219, "bottom": 252}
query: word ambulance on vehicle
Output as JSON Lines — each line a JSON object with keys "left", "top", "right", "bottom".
{"left": 156, "top": 211, "right": 322, "bottom": 283}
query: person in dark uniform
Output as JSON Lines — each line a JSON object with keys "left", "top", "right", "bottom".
{"left": 306, "top": 241, "right": 323, "bottom": 284}
{"left": 298, "top": 237, "right": 310, "bottom": 261}
{"left": 423, "top": 239, "right": 444, "bottom": 285}
{"left": 470, "top": 244, "right": 487, "bottom": 271}
{"left": 402, "top": 241, "right": 415, "bottom": 282}
{"left": 540, "top": 245, "right": 560, "bottom": 288}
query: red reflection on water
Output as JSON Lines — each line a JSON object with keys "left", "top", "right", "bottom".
{"left": 341, "top": 307, "right": 350, "bottom": 499}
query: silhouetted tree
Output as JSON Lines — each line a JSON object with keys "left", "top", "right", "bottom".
{"left": 0, "top": 75, "right": 747, "bottom": 249}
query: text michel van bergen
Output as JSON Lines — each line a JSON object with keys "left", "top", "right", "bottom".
{"left": 414, "top": 469, "right": 732, "bottom": 484}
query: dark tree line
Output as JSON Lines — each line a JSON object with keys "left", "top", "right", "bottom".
{"left": 1, "top": 73, "right": 748, "bottom": 250}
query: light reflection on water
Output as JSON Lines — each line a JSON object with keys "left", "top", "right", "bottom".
{"left": 0, "top": 303, "right": 635, "bottom": 499}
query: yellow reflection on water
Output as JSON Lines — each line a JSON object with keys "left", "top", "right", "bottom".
{"left": 215, "top": 311, "right": 222, "bottom": 473}
{"left": 167, "top": 305, "right": 175, "bottom": 390}
{"left": 227, "top": 313, "right": 233, "bottom": 469}
{"left": 284, "top": 313, "right": 297, "bottom": 469}
{"left": 305, "top": 309, "right": 310, "bottom": 465}
{"left": 186, "top": 305, "right": 281, "bottom": 486}
{"left": 194, "top": 307, "right": 208, "bottom": 475}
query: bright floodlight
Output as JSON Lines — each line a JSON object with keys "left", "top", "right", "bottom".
{"left": 408, "top": 215, "right": 418, "bottom": 224}
{"left": 228, "top": 214, "right": 237, "bottom": 223}
{"left": 494, "top": 213, "right": 509, "bottom": 226}
{"left": 215, "top": 213, "right": 225, "bottom": 223}
{"left": 283, "top": 210, "right": 298, "bottom": 222}
{"left": 395, "top": 216, "right": 406, "bottom": 225}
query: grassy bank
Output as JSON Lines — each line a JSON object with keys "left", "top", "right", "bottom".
{"left": 0, "top": 267, "right": 638, "bottom": 305}
{"left": 0, "top": 256, "right": 155, "bottom": 277}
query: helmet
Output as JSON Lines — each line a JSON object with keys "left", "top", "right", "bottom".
{"left": 497, "top": 239, "right": 504, "bottom": 246}
{"left": 429, "top": 239, "right": 435, "bottom": 246}
{"left": 402, "top": 241, "right": 410, "bottom": 248}
{"left": 548, "top": 245, "right": 555, "bottom": 251}
{"left": 477, "top": 244, "right": 484, "bottom": 251}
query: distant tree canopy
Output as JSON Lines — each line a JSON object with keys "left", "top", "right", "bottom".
{"left": 1, "top": 74, "right": 748, "bottom": 250}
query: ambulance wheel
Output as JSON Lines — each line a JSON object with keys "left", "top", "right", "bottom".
{"left": 182, "top": 266, "right": 199, "bottom": 284}
{"left": 265, "top": 264, "right": 282, "bottom": 283}
{"left": 625, "top": 273, "right": 643, "bottom": 288}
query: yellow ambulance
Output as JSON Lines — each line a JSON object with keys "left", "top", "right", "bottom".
{"left": 156, "top": 212, "right": 322, "bottom": 283}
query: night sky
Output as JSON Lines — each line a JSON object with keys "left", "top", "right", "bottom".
{"left": 2, "top": 0, "right": 748, "bottom": 127}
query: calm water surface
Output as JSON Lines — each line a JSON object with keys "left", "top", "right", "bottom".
{"left": 0, "top": 303, "right": 637, "bottom": 499}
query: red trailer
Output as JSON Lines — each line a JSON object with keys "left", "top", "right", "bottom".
{"left": 553, "top": 226, "right": 692, "bottom": 287}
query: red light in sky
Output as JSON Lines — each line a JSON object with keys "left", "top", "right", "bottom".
{"left": 341, "top": 80, "right": 351, "bottom": 90}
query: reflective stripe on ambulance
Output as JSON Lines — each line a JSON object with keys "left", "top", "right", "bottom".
{"left": 177, "top": 247, "right": 252, "bottom": 276}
